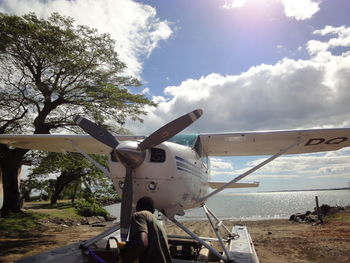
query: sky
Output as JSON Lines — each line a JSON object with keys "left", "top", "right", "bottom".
{"left": 1, "top": 0, "right": 350, "bottom": 191}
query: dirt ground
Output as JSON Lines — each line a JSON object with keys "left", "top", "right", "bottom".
{"left": 0, "top": 220, "right": 116, "bottom": 263}
{"left": 166, "top": 218, "right": 350, "bottom": 263}
{"left": 1, "top": 213, "right": 350, "bottom": 263}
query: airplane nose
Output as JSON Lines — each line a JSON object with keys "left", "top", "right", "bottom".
{"left": 115, "top": 141, "right": 145, "bottom": 168}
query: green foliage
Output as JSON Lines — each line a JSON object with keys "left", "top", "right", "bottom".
{"left": 0, "top": 12, "right": 156, "bottom": 133}
{"left": 74, "top": 200, "right": 110, "bottom": 219}
{"left": 0, "top": 11, "right": 155, "bottom": 215}
{"left": 29, "top": 151, "right": 118, "bottom": 203}
{"left": 31, "top": 151, "right": 105, "bottom": 176}
{"left": 20, "top": 176, "right": 55, "bottom": 201}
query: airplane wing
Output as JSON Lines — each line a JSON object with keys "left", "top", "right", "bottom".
{"left": 0, "top": 134, "right": 145, "bottom": 155}
{"left": 2, "top": 128, "right": 350, "bottom": 156}
{"left": 199, "top": 128, "right": 350, "bottom": 156}
{"left": 208, "top": 181, "right": 259, "bottom": 189}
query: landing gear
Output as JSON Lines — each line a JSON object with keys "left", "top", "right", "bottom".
{"left": 167, "top": 204, "right": 238, "bottom": 263}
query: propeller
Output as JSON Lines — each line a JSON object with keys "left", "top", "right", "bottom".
{"left": 74, "top": 109, "right": 203, "bottom": 241}
{"left": 138, "top": 109, "right": 203, "bottom": 151}
{"left": 73, "top": 115, "right": 119, "bottom": 149}
{"left": 120, "top": 167, "right": 133, "bottom": 240}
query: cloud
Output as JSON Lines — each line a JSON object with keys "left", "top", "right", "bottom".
{"left": 140, "top": 88, "right": 151, "bottom": 95}
{"left": 0, "top": 0, "right": 173, "bottom": 77}
{"left": 127, "top": 25, "right": 350, "bottom": 135}
{"left": 210, "top": 148, "right": 350, "bottom": 181}
{"left": 249, "top": 150, "right": 350, "bottom": 176}
{"left": 308, "top": 26, "right": 350, "bottom": 55}
{"left": 281, "top": 0, "right": 320, "bottom": 20}
{"left": 246, "top": 173, "right": 301, "bottom": 180}
{"left": 222, "top": 0, "right": 320, "bottom": 20}
{"left": 210, "top": 158, "right": 234, "bottom": 171}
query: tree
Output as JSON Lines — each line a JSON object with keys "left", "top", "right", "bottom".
{"left": 0, "top": 12, "right": 155, "bottom": 216}
{"left": 30, "top": 152, "right": 109, "bottom": 205}
{"left": 20, "top": 176, "right": 48, "bottom": 202}
{"left": 0, "top": 81, "right": 28, "bottom": 211}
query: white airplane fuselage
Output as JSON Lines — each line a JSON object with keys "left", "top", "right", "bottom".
{"left": 109, "top": 141, "right": 210, "bottom": 211}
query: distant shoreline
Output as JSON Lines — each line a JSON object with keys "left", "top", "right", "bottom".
{"left": 258, "top": 187, "right": 350, "bottom": 193}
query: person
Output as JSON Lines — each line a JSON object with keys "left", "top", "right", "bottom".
{"left": 122, "top": 196, "right": 172, "bottom": 263}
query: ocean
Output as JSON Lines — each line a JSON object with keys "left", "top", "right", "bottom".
{"left": 104, "top": 190, "right": 350, "bottom": 221}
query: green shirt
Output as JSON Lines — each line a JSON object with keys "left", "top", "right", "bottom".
{"left": 129, "top": 210, "right": 172, "bottom": 263}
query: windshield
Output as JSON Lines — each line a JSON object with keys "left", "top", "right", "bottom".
{"left": 167, "top": 134, "right": 198, "bottom": 147}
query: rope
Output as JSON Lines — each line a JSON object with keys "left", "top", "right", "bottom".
{"left": 87, "top": 247, "right": 109, "bottom": 263}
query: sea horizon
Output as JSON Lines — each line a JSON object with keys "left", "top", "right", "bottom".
{"left": 104, "top": 189, "right": 350, "bottom": 221}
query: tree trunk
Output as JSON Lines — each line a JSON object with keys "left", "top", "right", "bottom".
{"left": 22, "top": 189, "right": 32, "bottom": 202}
{"left": 0, "top": 169, "right": 3, "bottom": 210}
{"left": 0, "top": 148, "right": 28, "bottom": 216}
{"left": 50, "top": 182, "right": 65, "bottom": 205}
{"left": 71, "top": 180, "right": 80, "bottom": 204}
{"left": 50, "top": 171, "right": 86, "bottom": 205}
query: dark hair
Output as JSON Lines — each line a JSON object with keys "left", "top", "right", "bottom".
{"left": 136, "top": 196, "right": 155, "bottom": 213}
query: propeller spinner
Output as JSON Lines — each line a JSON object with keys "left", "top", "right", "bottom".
{"left": 74, "top": 109, "right": 203, "bottom": 240}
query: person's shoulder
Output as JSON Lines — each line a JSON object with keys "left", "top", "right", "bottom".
{"left": 134, "top": 210, "right": 155, "bottom": 221}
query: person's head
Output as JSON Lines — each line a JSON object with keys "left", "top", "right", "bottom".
{"left": 136, "top": 196, "right": 155, "bottom": 213}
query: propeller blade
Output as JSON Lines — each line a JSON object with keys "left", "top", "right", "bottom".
{"left": 73, "top": 115, "right": 119, "bottom": 149}
{"left": 138, "top": 109, "right": 203, "bottom": 151}
{"left": 120, "top": 167, "right": 133, "bottom": 241}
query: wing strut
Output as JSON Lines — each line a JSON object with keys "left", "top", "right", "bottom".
{"left": 69, "top": 140, "right": 111, "bottom": 178}
{"left": 198, "top": 138, "right": 302, "bottom": 203}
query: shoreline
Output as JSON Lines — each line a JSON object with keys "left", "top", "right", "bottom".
{"left": 176, "top": 216, "right": 290, "bottom": 221}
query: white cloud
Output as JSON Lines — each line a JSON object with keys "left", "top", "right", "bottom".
{"left": 124, "top": 24, "right": 350, "bottom": 187}
{"left": 127, "top": 25, "right": 350, "bottom": 135}
{"left": 281, "top": 0, "right": 320, "bottom": 20}
{"left": 209, "top": 149, "right": 350, "bottom": 182}
{"left": 210, "top": 158, "right": 234, "bottom": 171}
{"left": 249, "top": 150, "right": 350, "bottom": 176}
{"left": 308, "top": 26, "right": 350, "bottom": 55}
{"left": 246, "top": 173, "right": 301, "bottom": 180}
{"left": 0, "top": 0, "right": 173, "bottom": 77}
{"left": 222, "top": 0, "right": 320, "bottom": 20}
{"left": 140, "top": 88, "right": 151, "bottom": 95}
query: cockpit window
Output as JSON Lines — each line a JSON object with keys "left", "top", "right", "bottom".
{"left": 167, "top": 134, "right": 198, "bottom": 147}
{"left": 150, "top": 148, "right": 166, "bottom": 162}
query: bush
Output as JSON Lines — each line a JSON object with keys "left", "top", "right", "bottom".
{"left": 74, "top": 200, "right": 110, "bottom": 219}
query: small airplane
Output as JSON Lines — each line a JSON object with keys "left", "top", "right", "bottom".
{"left": 1, "top": 109, "right": 350, "bottom": 262}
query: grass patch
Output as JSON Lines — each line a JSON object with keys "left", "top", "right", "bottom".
{"left": 324, "top": 208, "right": 350, "bottom": 223}
{"left": 0, "top": 211, "right": 47, "bottom": 237}
{"left": 45, "top": 207, "right": 84, "bottom": 219}
{"left": 25, "top": 200, "right": 73, "bottom": 210}
{"left": 25, "top": 201, "right": 84, "bottom": 220}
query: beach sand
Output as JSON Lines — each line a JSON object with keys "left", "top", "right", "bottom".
{"left": 1, "top": 215, "right": 350, "bottom": 263}
{"left": 166, "top": 219, "right": 350, "bottom": 263}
